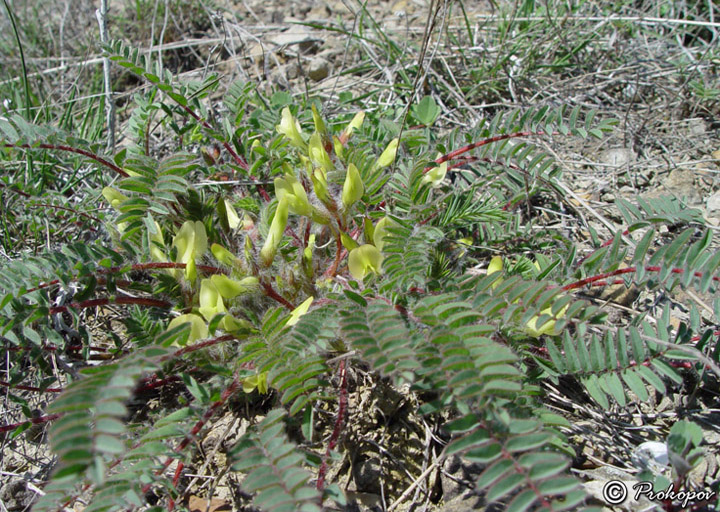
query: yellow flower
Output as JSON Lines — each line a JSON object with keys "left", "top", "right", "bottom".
{"left": 375, "top": 138, "right": 399, "bottom": 169}
{"left": 223, "top": 199, "right": 241, "bottom": 229}
{"left": 198, "top": 278, "right": 226, "bottom": 321}
{"left": 341, "top": 232, "right": 359, "bottom": 251}
{"left": 311, "top": 104, "right": 327, "bottom": 137}
{"left": 348, "top": 244, "right": 383, "bottom": 280}
{"left": 260, "top": 198, "right": 289, "bottom": 267}
{"left": 287, "top": 297, "right": 314, "bottom": 326}
{"left": 211, "top": 243, "right": 237, "bottom": 267}
{"left": 173, "top": 221, "right": 208, "bottom": 281}
{"left": 487, "top": 256, "right": 568, "bottom": 337}
{"left": 303, "top": 234, "right": 315, "bottom": 275}
{"left": 342, "top": 163, "right": 364, "bottom": 209}
{"left": 344, "top": 111, "right": 365, "bottom": 138}
{"left": 102, "top": 187, "right": 128, "bottom": 210}
{"left": 524, "top": 303, "right": 569, "bottom": 338}
{"left": 311, "top": 168, "right": 329, "bottom": 203}
{"left": 421, "top": 161, "right": 448, "bottom": 187}
{"left": 149, "top": 219, "right": 166, "bottom": 263}
{"left": 333, "top": 135, "right": 344, "bottom": 160}
{"left": 373, "top": 217, "right": 396, "bottom": 252}
{"left": 488, "top": 256, "right": 503, "bottom": 276}
{"left": 167, "top": 314, "right": 208, "bottom": 346}
{"left": 210, "top": 274, "right": 258, "bottom": 298}
{"left": 243, "top": 371, "right": 269, "bottom": 394}
{"left": 275, "top": 175, "right": 312, "bottom": 217}
{"left": 309, "top": 132, "right": 333, "bottom": 172}
{"left": 277, "top": 107, "right": 306, "bottom": 150}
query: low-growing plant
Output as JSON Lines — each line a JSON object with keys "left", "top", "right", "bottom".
{"left": 1, "top": 36, "right": 718, "bottom": 512}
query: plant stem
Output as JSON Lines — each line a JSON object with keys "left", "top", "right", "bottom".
{"left": 428, "top": 131, "right": 553, "bottom": 170}
{"left": 49, "top": 296, "right": 171, "bottom": 315}
{"left": 3, "top": 143, "right": 128, "bottom": 177}
{"left": 0, "top": 413, "right": 62, "bottom": 435}
{"left": 260, "top": 280, "right": 295, "bottom": 310}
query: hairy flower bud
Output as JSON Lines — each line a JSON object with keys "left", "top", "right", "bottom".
{"left": 149, "top": 219, "right": 166, "bottom": 263}
{"left": 222, "top": 199, "right": 241, "bottom": 229}
{"left": 211, "top": 243, "right": 237, "bottom": 267}
{"left": 311, "top": 104, "right": 327, "bottom": 137}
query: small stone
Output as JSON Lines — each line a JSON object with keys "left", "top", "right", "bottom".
{"left": 276, "top": 61, "right": 298, "bottom": 80}
{"left": 688, "top": 118, "right": 706, "bottom": 136}
{"left": 0, "top": 479, "right": 36, "bottom": 511}
{"left": 706, "top": 190, "right": 720, "bottom": 212}
{"left": 307, "top": 57, "right": 330, "bottom": 81}
{"left": 664, "top": 168, "right": 701, "bottom": 205}
{"left": 391, "top": 0, "right": 409, "bottom": 14}
{"left": 307, "top": 2, "right": 332, "bottom": 20}
{"left": 441, "top": 455, "right": 483, "bottom": 502}
{"left": 599, "top": 147, "right": 635, "bottom": 168}
{"left": 247, "top": 43, "right": 264, "bottom": 65}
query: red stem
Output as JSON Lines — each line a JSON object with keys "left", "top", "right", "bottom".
{"left": 561, "top": 265, "right": 720, "bottom": 292}
{"left": 163, "top": 335, "right": 235, "bottom": 361}
{"left": 325, "top": 230, "right": 345, "bottom": 278}
{"left": 135, "top": 375, "right": 183, "bottom": 392}
{"left": 0, "top": 413, "right": 61, "bottom": 434}
{"left": 425, "top": 131, "right": 551, "bottom": 171}
{"left": 49, "top": 296, "right": 171, "bottom": 315}
{"left": 0, "top": 380, "right": 63, "bottom": 393}
{"left": 3, "top": 143, "right": 128, "bottom": 177}
{"left": 260, "top": 280, "right": 295, "bottom": 310}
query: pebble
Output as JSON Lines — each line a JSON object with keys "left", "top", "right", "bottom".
{"left": 707, "top": 190, "right": 720, "bottom": 212}
{"left": 307, "top": 57, "right": 330, "bottom": 81}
